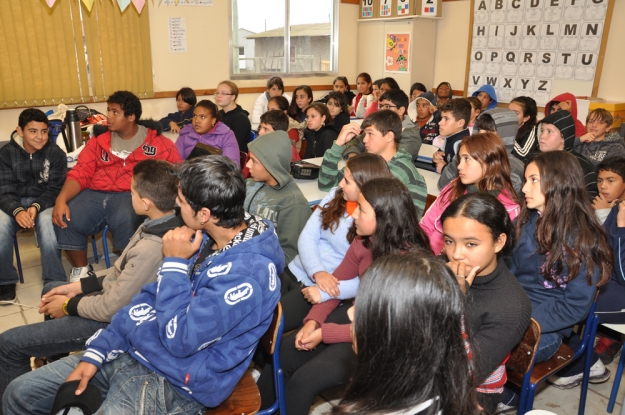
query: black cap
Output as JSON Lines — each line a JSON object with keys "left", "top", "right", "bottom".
{"left": 50, "top": 380, "right": 102, "bottom": 415}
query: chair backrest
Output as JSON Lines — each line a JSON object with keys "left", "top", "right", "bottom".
{"left": 507, "top": 318, "right": 541, "bottom": 376}
{"left": 261, "top": 302, "right": 282, "bottom": 355}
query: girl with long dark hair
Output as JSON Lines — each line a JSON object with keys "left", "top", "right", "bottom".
{"left": 509, "top": 96, "right": 538, "bottom": 162}
{"left": 288, "top": 85, "right": 313, "bottom": 122}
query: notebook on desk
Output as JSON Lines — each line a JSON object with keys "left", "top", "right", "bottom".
{"left": 415, "top": 144, "right": 437, "bottom": 172}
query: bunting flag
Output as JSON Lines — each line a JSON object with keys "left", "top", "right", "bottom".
{"left": 117, "top": 0, "right": 131, "bottom": 11}
{"left": 81, "top": 0, "right": 95, "bottom": 11}
{"left": 132, "top": 0, "right": 146, "bottom": 12}
{"left": 45, "top": 0, "right": 56, "bottom": 7}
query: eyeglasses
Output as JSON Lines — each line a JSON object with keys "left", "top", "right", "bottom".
{"left": 379, "top": 104, "right": 398, "bottom": 110}
{"left": 214, "top": 92, "right": 234, "bottom": 96}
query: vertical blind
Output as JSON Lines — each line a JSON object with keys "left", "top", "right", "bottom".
{"left": 0, "top": 0, "right": 153, "bottom": 108}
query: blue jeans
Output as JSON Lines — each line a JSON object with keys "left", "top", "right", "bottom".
{"left": 535, "top": 332, "right": 564, "bottom": 363}
{"left": 0, "top": 282, "right": 108, "bottom": 409}
{"left": 54, "top": 189, "right": 142, "bottom": 251}
{"left": 0, "top": 198, "right": 65, "bottom": 286}
{"left": 3, "top": 353, "right": 205, "bottom": 415}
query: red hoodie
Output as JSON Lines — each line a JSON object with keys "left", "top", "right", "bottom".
{"left": 544, "top": 92, "right": 586, "bottom": 137}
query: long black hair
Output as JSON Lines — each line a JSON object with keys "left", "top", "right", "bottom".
{"left": 333, "top": 253, "right": 479, "bottom": 415}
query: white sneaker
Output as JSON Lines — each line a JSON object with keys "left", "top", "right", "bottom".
{"left": 69, "top": 265, "right": 93, "bottom": 283}
{"left": 549, "top": 360, "right": 611, "bottom": 389}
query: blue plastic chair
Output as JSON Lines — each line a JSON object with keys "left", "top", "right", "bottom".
{"left": 90, "top": 226, "right": 111, "bottom": 269}
{"left": 257, "top": 302, "right": 286, "bottom": 415}
{"left": 13, "top": 236, "right": 24, "bottom": 284}
{"left": 602, "top": 323, "right": 625, "bottom": 413}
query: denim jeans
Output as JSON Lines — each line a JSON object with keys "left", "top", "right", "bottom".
{"left": 0, "top": 282, "right": 108, "bottom": 409}
{"left": 0, "top": 198, "right": 66, "bottom": 286}
{"left": 3, "top": 353, "right": 205, "bottom": 415}
{"left": 54, "top": 189, "right": 143, "bottom": 252}
{"left": 535, "top": 332, "right": 564, "bottom": 363}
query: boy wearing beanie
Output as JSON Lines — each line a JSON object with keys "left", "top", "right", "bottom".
{"left": 245, "top": 131, "right": 311, "bottom": 263}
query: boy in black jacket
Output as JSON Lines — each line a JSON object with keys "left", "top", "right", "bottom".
{"left": 0, "top": 109, "right": 67, "bottom": 303}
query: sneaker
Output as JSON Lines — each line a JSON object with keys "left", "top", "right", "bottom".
{"left": 0, "top": 284, "right": 17, "bottom": 305}
{"left": 549, "top": 360, "right": 611, "bottom": 389}
{"left": 595, "top": 335, "right": 623, "bottom": 365}
{"left": 69, "top": 265, "right": 93, "bottom": 283}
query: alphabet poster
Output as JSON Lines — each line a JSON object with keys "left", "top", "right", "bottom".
{"left": 385, "top": 33, "right": 411, "bottom": 73}
{"left": 467, "top": 0, "right": 611, "bottom": 106}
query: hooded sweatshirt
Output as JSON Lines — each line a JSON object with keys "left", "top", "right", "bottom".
{"left": 220, "top": 105, "right": 252, "bottom": 152}
{"left": 472, "top": 84, "right": 498, "bottom": 111}
{"left": 408, "top": 92, "right": 441, "bottom": 144}
{"left": 245, "top": 131, "right": 312, "bottom": 263}
{"left": 545, "top": 92, "right": 586, "bottom": 137}
{"left": 436, "top": 82, "right": 453, "bottom": 109}
{"left": 574, "top": 131, "right": 625, "bottom": 166}
{"left": 176, "top": 121, "right": 240, "bottom": 164}
{"left": 540, "top": 110, "right": 597, "bottom": 199}
{"left": 0, "top": 132, "right": 67, "bottom": 217}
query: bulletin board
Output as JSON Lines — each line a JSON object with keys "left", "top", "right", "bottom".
{"left": 464, "top": 0, "right": 615, "bottom": 107}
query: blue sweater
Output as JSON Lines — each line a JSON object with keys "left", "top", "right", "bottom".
{"left": 81, "top": 214, "right": 284, "bottom": 407}
{"left": 604, "top": 204, "right": 625, "bottom": 287}
{"left": 507, "top": 211, "right": 599, "bottom": 336}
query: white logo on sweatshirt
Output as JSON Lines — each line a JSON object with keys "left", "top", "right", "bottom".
{"left": 224, "top": 283, "right": 253, "bottom": 305}
{"left": 268, "top": 263, "right": 277, "bottom": 291}
{"left": 106, "top": 350, "right": 125, "bottom": 361}
{"left": 166, "top": 315, "right": 178, "bottom": 339}
{"left": 129, "top": 303, "right": 156, "bottom": 325}
{"left": 207, "top": 262, "right": 232, "bottom": 278}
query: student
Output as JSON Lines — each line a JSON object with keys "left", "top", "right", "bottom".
{"left": 317, "top": 76, "right": 355, "bottom": 105}
{"left": 4, "top": 156, "right": 283, "bottom": 414}
{"left": 245, "top": 131, "right": 311, "bottom": 263}
{"left": 326, "top": 91, "right": 351, "bottom": 131}
{"left": 365, "top": 77, "right": 400, "bottom": 117}
{"left": 267, "top": 95, "right": 306, "bottom": 151}
{"left": 318, "top": 110, "right": 428, "bottom": 215}
{"left": 509, "top": 96, "right": 539, "bottom": 162}
{"left": 258, "top": 110, "right": 301, "bottom": 163}
{"left": 435, "top": 81, "right": 453, "bottom": 108}
{"left": 474, "top": 112, "right": 496, "bottom": 133}
{"left": 471, "top": 84, "right": 498, "bottom": 111}
{"left": 409, "top": 82, "right": 427, "bottom": 102}
{"left": 288, "top": 85, "right": 313, "bottom": 123}
{"left": 52, "top": 91, "right": 181, "bottom": 281}
{"left": 432, "top": 99, "right": 472, "bottom": 174}
{"left": 508, "top": 151, "right": 611, "bottom": 369}
{"left": 422, "top": 132, "right": 520, "bottom": 254}
{"left": 545, "top": 92, "right": 586, "bottom": 137}
{"left": 257, "top": 177, "right": 431, "bottom": 415}
{"left": 344, "top": 89, "right": 422, "bottom": 164}
{"left": 331, "top": 253, "right": 480, "bottom": 415}
{"left": 303, "top": 102, "right": 338, "bottom": 159}
{"left": 0, "top": 109, "right": 67, "bottom": 302}
{"left": 251, "top": 75, "right": 291, "bottom": 129}
{"left": 158, "top": 87, "right": 196, "bottom": 133}
{"left": 536, "top": 110, "right": 598, "bottom": 199}
{"left": 574, "top": 108, "right": 625, "bottom": 165}
{"left": 594, "top": 157, "right": 625, "bottom": 224}
{"left": 0, "top": 159, "right": 181, "bottom": 402}
{"left": 176, "top": 100, "right": 240, "bottom": 164}
{"left": 280, "top": 153, "right": 391, "bottom": 331}
{"left": 350, "top": 72, "right": 373, "bottom": 118}
{"left": 466, "top": 96, "right": 482, "bottom": 133}
{"left": 408, "top": 91, "right": 440, "bottom": 144}
{"left": 215, "top": 80, "right": 252, "bottom": 152}
{"left": 442, "top": 192, "right": 531, "bottom": 413}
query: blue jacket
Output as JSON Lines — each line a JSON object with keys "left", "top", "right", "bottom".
{"left": 472, "top": 84, "right": 498, "bottom": 111}
{"left": 507, "top": 211, "right": 599, "bottom": 336}
{"left": 604, "top": 204, "right": 625, "bottom": 287}
{"left": 81, "top": 214, "right": 284, "bottom": 407}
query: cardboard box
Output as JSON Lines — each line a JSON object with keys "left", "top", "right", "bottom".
{"left": 360, "top": 0, "right": 379, "bottom": 19}
{"left": 589, "top": 101, "right": 625, "bottom": 128}
{"left": 392, "top": 0, "right": 415, "bottom": 17}
{"left": 415, "top": 0, "right": 442, "bottom": 17}
{"left": 378, "top": 0, "right": 393, "bottom": 18}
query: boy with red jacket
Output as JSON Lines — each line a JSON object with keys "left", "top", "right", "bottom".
{"left": 52, "top": 91, "right": 181, "bottom": 281}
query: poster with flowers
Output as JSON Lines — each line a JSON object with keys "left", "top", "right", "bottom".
{"left": 384, "top": 33, "right": 411, "bottom": 73}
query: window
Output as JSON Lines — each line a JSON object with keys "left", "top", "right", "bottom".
{"left": 231, "top": 0, "right": 338, "bottom": 77}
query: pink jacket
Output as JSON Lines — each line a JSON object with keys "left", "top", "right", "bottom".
{"left": 420, "top": 181, "right": 520, "bottom": 255}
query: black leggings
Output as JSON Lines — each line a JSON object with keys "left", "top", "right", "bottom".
{"left": 257, "top": 305, "right": 357, "bottom": 415}
{"left": 280, "top": 268, "right": 314, "bottom": 333}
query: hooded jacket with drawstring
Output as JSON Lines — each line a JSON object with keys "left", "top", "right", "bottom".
{"left": 472, "top": 84, "right": 498, "bottom": 111}
{"left": 244, "top": 131, "right": 312, "bottom": 264}
{"left": 176, "top": 121, "right": 240, "bottom": 164}
{"left": 545, "top": 92, "right": 586, "bottom": 138}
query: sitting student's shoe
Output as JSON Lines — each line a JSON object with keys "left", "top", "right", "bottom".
{"left": 0, "top": 284, "right": 17, "bottom": 305}
{"left": 595, "top": 335, "right": 623, "bottom": 365}
{"left": 549, "top": 360, "right": 611, "bottom": 389}
{"left": 69, "top": 265, "right": 93, "bottom": 283}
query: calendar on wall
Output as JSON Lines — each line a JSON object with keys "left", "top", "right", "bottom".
{"left": 465, "top": 0, "right": 614, "bottom": 107}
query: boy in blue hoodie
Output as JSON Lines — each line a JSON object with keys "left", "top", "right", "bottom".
{"left": 3, "top": 156, "right": 284, "bottom": 414}
{"left": 472, "top": 84, "right": 498, "bottom": 111}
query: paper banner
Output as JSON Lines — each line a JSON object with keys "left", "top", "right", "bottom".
{"left": 45, "top": 0, "right": 56, "bottom": 7}
{"left": 132, "top": 0, "right": 146, "bottom": 12}
{"left": 81, "top": 0, "right": 95, "bottom": 11}
{"left": 117, "top": 0, "right": 131, "bottom": 11}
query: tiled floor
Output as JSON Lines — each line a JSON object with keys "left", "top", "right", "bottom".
{"left": 3, "top": 229, "right": 625, "bottom": 415}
